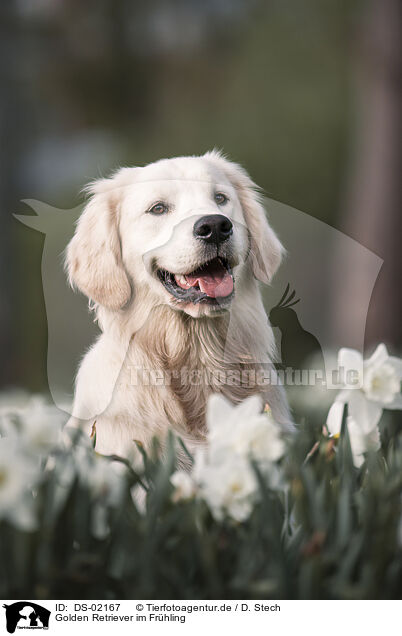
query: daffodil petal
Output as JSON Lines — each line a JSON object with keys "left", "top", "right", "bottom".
{"left": 338, "top": 348, "right": 363, "bottom": 387}
{"left": 235, "top": 394, "right": 263, "bottom": 418}
{"left": 348, "top": 391, "right": 382, "bottom": 433}
{"left": 365, "top": 343, "right": 389, "bottom": 368}
{"left": 389, "top": 356, "right": 402, "bottom": 380}
{"left": 206, "top": 393, "right": 234, "bottom": 430}
{"left": 326, "top": 401, "right": 344, "bottom": 436}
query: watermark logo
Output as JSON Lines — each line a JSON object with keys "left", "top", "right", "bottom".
{"left": 15, "top": 192, "right": 382, "bottom": 414}
{"left": 2, "top": 603, "right": 50, "bottom": 634}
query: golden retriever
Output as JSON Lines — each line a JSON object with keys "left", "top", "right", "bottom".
{"left": 66, "top": 151, "right": 292, "bottom": 457}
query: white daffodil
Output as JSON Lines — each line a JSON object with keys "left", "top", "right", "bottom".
{"left": 0, "top": 388, "right": 32, "bottom": 415}
{"left": 196, "top": 453, "right": 257, "bottom": 522}
{"left": 192, "top": 394, "right": 286, "bottom": 522}
{"left": 337, "top": 344, "right": 401, "bottom": 426}
{"left": 19, "top": 399, "right": 65, "bottom": 453}
{"left": 0, "top": 394, "right": 66, "bottom": 454}
{"left": 206, "top": 394, "right": 285, "bottom": 465}
{"left": 326, "top": 402, "right": 381, "bottom": 467}
{"left": 326, "top": 344, "right": 401, "bottom": 466}
{"left": 170, "top": 470, "right": 197, "bottom": 503}
{"left": 78, "top": 454, "right": 125, "bottom": 506}
{"left": 77, "top": 453, "right": 126, "bottom": 539}
{"left": 362, "top": 345, "right": 401, "bottom": 405}
{"left": 0, "top": 438, "right": 39, "bottom": 530}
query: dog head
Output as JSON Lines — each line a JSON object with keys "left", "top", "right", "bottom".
{"left": 66, "top": 151, "right": 284, "bottom": 318}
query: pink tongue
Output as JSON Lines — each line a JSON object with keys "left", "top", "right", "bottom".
{"left": 186, "top": 260, "right": 233, "bottom": 298}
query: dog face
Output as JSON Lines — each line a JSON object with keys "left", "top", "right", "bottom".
{"left": 66, "top": 151, "right": 284, "bottom": 318}
{"left": 118, "top": 155, "right": 251, "bottom": 318}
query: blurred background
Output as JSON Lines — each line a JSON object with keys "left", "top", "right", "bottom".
{"left": 0, "top": 0, "right": 401, "bottom": 397}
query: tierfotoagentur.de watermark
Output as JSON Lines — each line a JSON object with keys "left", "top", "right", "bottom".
{"left": 128, "top": 365, "right": 360, "bottom": 390}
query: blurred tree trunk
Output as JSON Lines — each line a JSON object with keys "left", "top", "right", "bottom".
{"left": 0, "top": 2, "right": 20, "bottom": 386}
{"left": 333, "top": 0, "right": 402, "bottom": 352}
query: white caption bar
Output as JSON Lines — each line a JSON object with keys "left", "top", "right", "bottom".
{"left": 1, "top": 599, "right": 398, "bottom": 635}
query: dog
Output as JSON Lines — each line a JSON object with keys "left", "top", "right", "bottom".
{"left": 66, "top": 151, "right": 292, "bottom": 458}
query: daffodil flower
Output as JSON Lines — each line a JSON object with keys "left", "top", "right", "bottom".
{"left": 0, "top": 438, "right": 39, "bottom": 530}
{"left": 326, "top": 344, "right": 401, "bottom": 466}
{"left": 170, "top": 470, "right": 197, "bottom": 503}
{"left": 326, "top": 402, "right": 381, "bottom": 467}
{"left": 194, "top": 394, "right": 285, "bottom": 522}
{"left": 206, "top": 394, "right": 285, "bottom": 466}
{"left": 195, "top": 453, "right": 258, "bottom": 522}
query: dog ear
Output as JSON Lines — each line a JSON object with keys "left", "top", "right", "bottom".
{"left": 238, "top": 182, "right": 285, "bottom": 284}
{"left": 66, "top": 173, "right": 131, "bottom": 310}
{"left": 205, "top": 151, "right": 285, "bottom": 284}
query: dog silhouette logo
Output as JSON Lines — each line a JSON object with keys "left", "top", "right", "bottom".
{"left": 2, "top": 602, "right": 50, "bottom": 634}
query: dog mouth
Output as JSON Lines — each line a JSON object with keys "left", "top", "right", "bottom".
{"left": 157, "top": 257, "right": 234, "bottom": 305}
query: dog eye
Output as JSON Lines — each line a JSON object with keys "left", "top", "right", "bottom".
{"left": 148, "top": 202, "right": 169, "bottom": 215}
{"left": 214, "top": 192, "right": 228, "bottom": 205}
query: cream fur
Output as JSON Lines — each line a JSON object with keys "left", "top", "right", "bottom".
{"left": 66, "top": 151, "right": 292, "bottom": 458}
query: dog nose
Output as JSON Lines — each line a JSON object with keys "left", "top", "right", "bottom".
{"left": 193, "top": 214, "right": 233, "bottom": 244}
